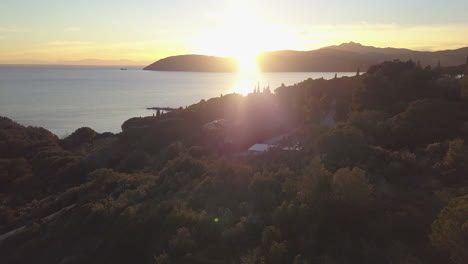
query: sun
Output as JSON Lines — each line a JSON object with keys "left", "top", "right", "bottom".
{"left": 233, "top": 70, "right": 261, "bottom": 95}
{"left": 236, "top": 52, "right": 258, "bottom": 72}
{"left": 192, "top": 7, "right": 293, "bottom": 94}
{"left": 193, "top": 9, "right": 287, "bottom": 71}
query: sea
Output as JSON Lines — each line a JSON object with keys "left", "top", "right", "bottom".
{"left": 0, "top": 65, "right": 355, "bottom": 137}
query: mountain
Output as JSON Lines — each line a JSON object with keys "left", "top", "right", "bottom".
{"left": 144, "top": 42, "right": 468, "bottom": 72}
{"left": 324, "top": 41, "right": 413, "bottom": 54}
{"left": 143, "top": 54, "right": 238, "bottom": 72}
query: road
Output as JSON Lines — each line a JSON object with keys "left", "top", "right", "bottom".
{"left": 0, "top": 204, "right": 76, "bottom": 242}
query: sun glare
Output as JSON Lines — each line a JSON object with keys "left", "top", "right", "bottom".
{"left": 193, "top": 8, "right": 291, "bottom": 94}
{"left": 236, "top": 52, "right": 258, "bottom": 72}
{"left": 233, "top": 70, "right": 260, "bottom": 95}
{"left": 191, "top": 6, "right": 302, "bottom": 95}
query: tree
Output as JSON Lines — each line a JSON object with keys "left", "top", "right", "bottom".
{"left": 249, "top": 173, "right": 282, "bottom": 211}
{"left": 240, "top": 249, "right": 262, "bottom": 264}
{"left": 431, "top": 194, "right": 468, "bottom": 264}
{"left": 439, "top": 138, "right": 468, "bottom": 184}
{"left": 348, "top": 110, "right": 386, "bottom": 138}
{"left": 319, "top": 125, "right": 369, "bottom": 170}
{"left": 262, "top": 226, "right": 282, "bottom": 248}
{"left": 462, "top": 66, "right": 468, "bottom": 100}
{"left": 268, "top": 241, "right": 288, "bottom": 264}
{"left": 169, "top": 227, "right": 196, "bottom": 255}
{"left": 332, "top": 168, "right": 373, "bottom": 207}
{"left": 118, "top": 150, "right": 150, "bottom": 172}
{"left": 154, "top": 252, "right": 170, "bottom": 264}
{"left": 386, "top": 99, "right": 466, "bottom": 148}
{"left": 352, "top": 60, "right": 440, "bottom": 111}
{"left": 62, "top": 127, "right": 96, "bottom": 148}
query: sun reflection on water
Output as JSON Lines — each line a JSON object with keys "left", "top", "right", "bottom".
{"left": 232, "top": 57, "right": 261, "bottom": 95}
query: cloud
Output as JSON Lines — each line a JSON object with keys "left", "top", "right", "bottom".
{"left": 0, "top": 26, "right": 28, "bottom": 33}
{"left": 65, "top": 27, "right": 81, "bottom": 32}
{"left": 46, "top": 41, "right": 94, "bottom": 46}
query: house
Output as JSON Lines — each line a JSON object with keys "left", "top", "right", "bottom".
{"left": 248, "top": 144, "right": 273, "bottom": 153}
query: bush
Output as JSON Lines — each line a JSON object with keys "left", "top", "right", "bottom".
{"left": 431, "top": 194, "right": 468, "bottom": 264}
{"left": 319, "top": 125, "right": 370, "bottom": 170}
{"left": 332, "top": 168, "right": 373, "bottom": 207}
{"left": 118, "top": 150, "right": 151, "bottom": 173}
{"left": 62, "top": 127, "right": 96, "bottom": 148}
{"left": 386, "top": 100, "right": 467, "bottom": 148}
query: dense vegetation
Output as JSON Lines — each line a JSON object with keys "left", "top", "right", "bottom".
{"left": 1, "top": 60, "right": 467, "bottom": 264}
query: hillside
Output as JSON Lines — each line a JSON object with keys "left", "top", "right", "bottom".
{"left": 144, "top": 42, "right": 468, "bottom": 72}
{"left": 1, "top": 61, "right": 468, "bottom": 264}
{"left": 143, "top": 54, "right": 238, "bottom": 72}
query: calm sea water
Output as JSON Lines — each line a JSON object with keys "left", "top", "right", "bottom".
{"left": 0, "top": 65, "right": 354, "bottom": 136}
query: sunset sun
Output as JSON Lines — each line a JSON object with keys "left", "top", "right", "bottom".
{"left": 193, "top": 9, "right": 291, "bottom": 94}
{"left": 194, "top": 8, "right": 293, "bottom": 71}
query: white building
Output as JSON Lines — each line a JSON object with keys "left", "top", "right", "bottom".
{"left": 248, "top": 144, "right": 273, "bottom": 153}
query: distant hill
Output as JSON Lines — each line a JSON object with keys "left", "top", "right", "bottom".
{"left": 144, "top": 42, "right": 468, "bottom": 72}
{"left": 143, "top": 55, "right": 238, "bottom": 72}
{"left": 0, "top": 58, "right": 148, "bottom": 66}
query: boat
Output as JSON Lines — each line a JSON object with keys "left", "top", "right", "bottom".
{"left": 120, "top": 68, "right": 127, "bottom": 70}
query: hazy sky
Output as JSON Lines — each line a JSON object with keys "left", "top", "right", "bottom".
{"left": 1, "top": 0, "right": 467, "bottom": 64}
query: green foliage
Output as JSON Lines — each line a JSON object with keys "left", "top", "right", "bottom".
{"left": 187, "top": 146, "right": 206, "bottom": 158}
{"left": 165, "top": 141, "right": 184, "bottom": 160}
{"left": 319, "top": 125, "right": 370, "bottom": 170}
{"left": 118, "top": 150, "right": 151, "bottom": 173}
{"left": 261, "top": 226, "right": 282, "bottom": 248}
{"left": 0, "top": 117, "right": 59, "bottom": 158}
{"left": 61, "top": 127, "right": 97, "bottom": 148}
{"left": 154, "top": 251, "right": 170, "bottom": 264}
{"left": 331, "top": 168, "right": 373, "bottom": 207}
{"left": 431, "top": 194, "right": 468, "bottom": 264}
{"left": 353, "top": 60, "right": 440, "bottom": 112}
{"left": 0, "top": 158, "right": 32, "bottom": 186}
{"left": 438, "top": 138, "right": 468, "bottom": 184}
{"left": 462, "top": 66, "right": 468, "bottom": 99}
{"left": 268, "top": 241, "right": 288, "bottom": 264}
{"left": 298, "top": 158, "right": 332, "bottom": 204}
{"left": 347, "top": 110, "right": 386, "bottom": 141}
{"left": 160, "top": 155, "right": 207, "bottom": 191}
{"left": 249, "top": 173, "right": 281, "bottom": 211}
{"left": 169, "top": 227, "right": 196, "bottom": 255}
{"left": 384, "top": 99, "right": 466, "bottom": 148}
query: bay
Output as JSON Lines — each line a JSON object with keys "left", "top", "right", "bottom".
{"left": 0, "top": 65, "right": 355, "bottom": 136}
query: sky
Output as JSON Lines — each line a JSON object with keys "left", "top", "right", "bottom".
{"left": 0, "top": 0, "right": 467, "bottom": 65}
